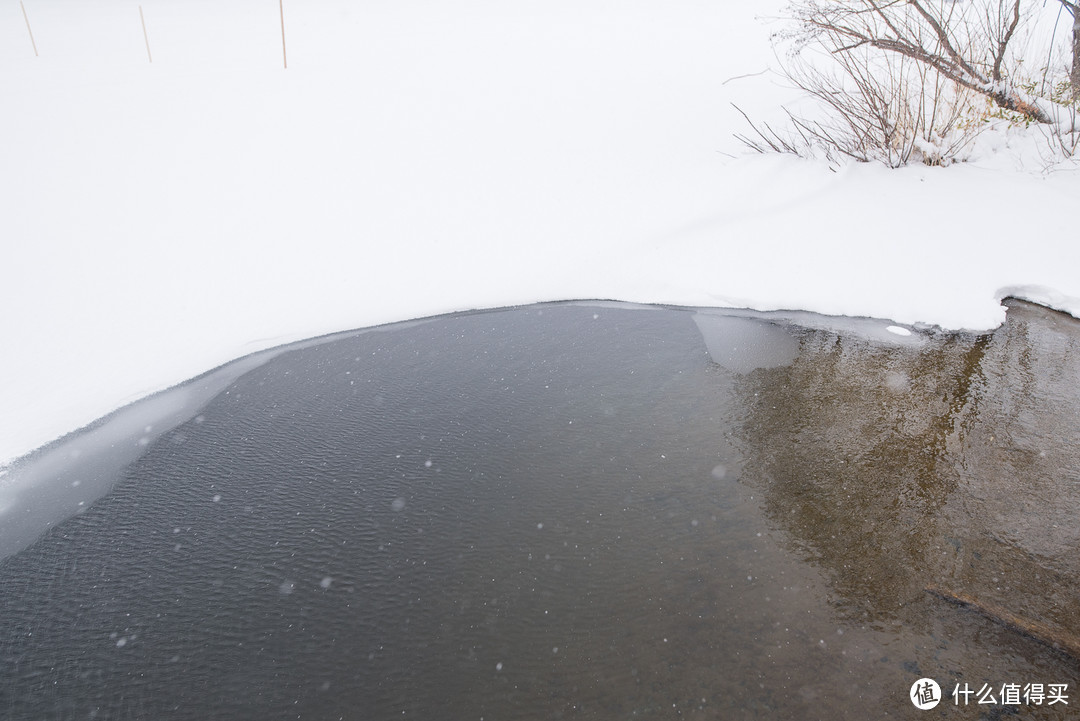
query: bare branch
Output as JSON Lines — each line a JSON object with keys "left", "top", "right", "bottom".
{"left": 904, "top": 0, "right": 982, "bottom": 80}
{"left": 790, "top": 0, "right": 1052, "bottom": 123}
{"left": 991, "top": 0, "right": 1022, "bottom": 84}
{"left": 734, "top": 0, "right": 1076, "bottom": 168}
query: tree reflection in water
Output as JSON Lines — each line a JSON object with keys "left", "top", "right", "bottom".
{"left": 3, "top": 299, "right": 1078, "bottom": 720}
{"left": 735, "top": 299, "right": 1080, "bottom": 659}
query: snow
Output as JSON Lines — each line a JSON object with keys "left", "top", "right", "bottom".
{"left": 1, "top": 0, "right": 1078, "bottom": 467}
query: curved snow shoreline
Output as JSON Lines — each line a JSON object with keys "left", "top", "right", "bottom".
{"left": 3, "top": 0, "right": 1078, "bottom": 481}
{"left": 3, "top": 293, "right": 1076, "bottom": 475}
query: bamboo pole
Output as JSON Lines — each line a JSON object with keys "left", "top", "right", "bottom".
{"left": 279, "top": 0, "right": 287, "bottom": 69}
{"left": 139, "top": 6, "right": 152, "bottom": 63}
{"left": 21, "top": 1, "right": 38, "bottom": 57}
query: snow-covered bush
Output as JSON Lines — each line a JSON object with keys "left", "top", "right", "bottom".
{"left": 738, "top": 0, "right": 1079, "bottom": 168}
{"left": 737, "top": 47, "right": 984, "bottom": 167}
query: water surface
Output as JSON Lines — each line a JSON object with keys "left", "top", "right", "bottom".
{"left": 1, "top": 300, "right": 1077, "bottom": 719}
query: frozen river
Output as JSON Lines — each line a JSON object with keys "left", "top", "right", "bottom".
{"left": 1, "top": 300, "right": 1078, "bottom": 719}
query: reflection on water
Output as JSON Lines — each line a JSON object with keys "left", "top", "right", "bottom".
{"left": 0, "top": 300, "right": 1077, "bottom": 719}
{"left": 739, "top": 300, "right": 1080, "bottom": 629}
{"left": 737, "top": 299, "right": 1080, "bottom": 717}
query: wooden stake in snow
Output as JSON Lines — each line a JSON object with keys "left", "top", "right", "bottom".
{"left": 279, "top": 0, "right": 287, "bottom": 69}
{"left": 140, "top": 6, "right": 152, "bottom": 63}
{"left": 21, "top": 1, "right": 39, "bottom": 57}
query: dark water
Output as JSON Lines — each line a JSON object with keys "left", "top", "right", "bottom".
{"left": 1, "top": 300, "right": 1078, "bottom": 720}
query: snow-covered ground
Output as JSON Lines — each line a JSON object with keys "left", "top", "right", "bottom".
{"left": 2, "top": 0, "right": 1078, "bottom": 467}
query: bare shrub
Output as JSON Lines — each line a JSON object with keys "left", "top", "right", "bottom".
{"left": 737, "top": 0, "right": 1080, "bottom": 167}
{"left": 737, "top": 47, "right": 983, "bottom": 167}
{"left": 788, "top": 0, "right": 1051, "bottom": 123}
